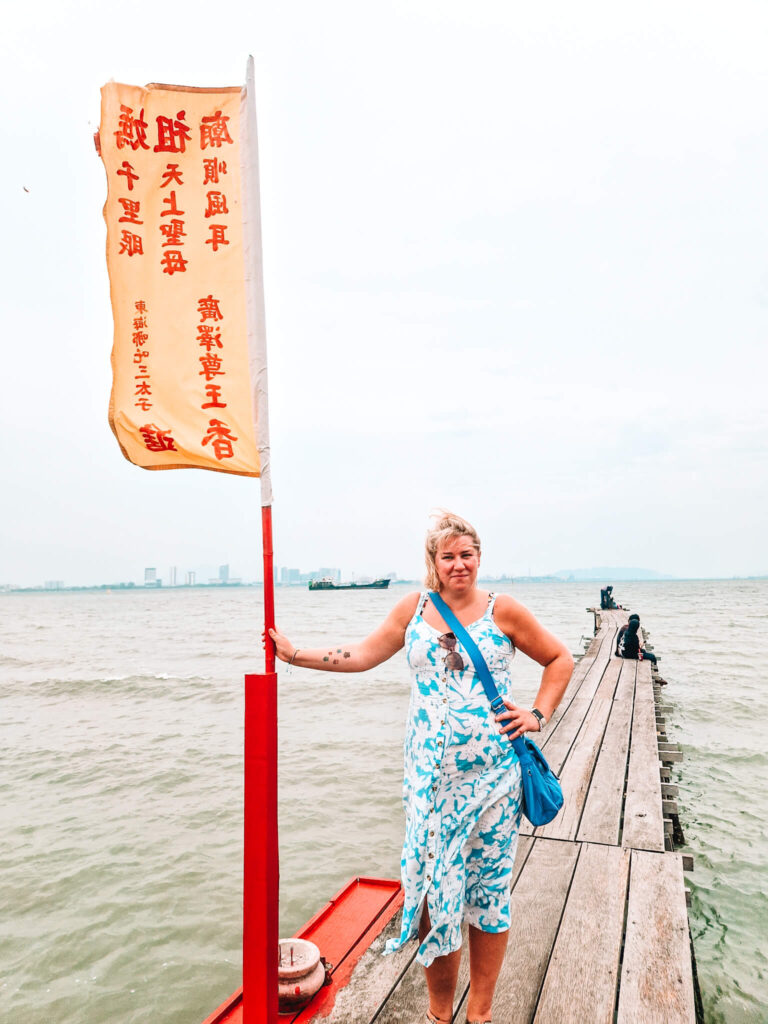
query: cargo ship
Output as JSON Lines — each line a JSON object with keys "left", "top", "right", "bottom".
{"left": 308, "top": 578, "right": 390, "bottom": 591}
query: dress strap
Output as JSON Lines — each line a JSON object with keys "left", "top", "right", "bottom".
{"left": 487, "top": 592, "right": 497, "bottom": 615}
{"left": 416, "top": 591, "right": 430, "bottom": 616}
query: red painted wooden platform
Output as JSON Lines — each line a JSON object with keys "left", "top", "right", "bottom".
{"left": 201, "top": 877, "right": 402, "bottom": 1024}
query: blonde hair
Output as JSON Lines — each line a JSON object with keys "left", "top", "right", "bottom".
{"left": 424, "top": 510, "right": 482, "bottom": 591}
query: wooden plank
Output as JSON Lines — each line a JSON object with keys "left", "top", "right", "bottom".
{"left": 537, "top": 698, "right": 590, "bottom": 776}
{"left": 511, "top": 834, "right": 534, "bottom": 887}
{"left": 573, "top": 652, "right": 615, "bottom": 703}
{"left": 561, "top": 652, "right": 599, "bottom": 701}
{"left": 564, "top": 627, "right": 616, "bottom": 701}
{"left": 534, "top": 844, "right": 630, "bottom": 1023}
{"left": 309, "top": 912, "right": 417, "bottom": 1023}
{"left": 536, "top": 694, "right": 613, "bottom": 841}
{"left": 564, "top": 622, "right": 613, "bottom": 697}
{"left": 617, "top": 851, "right": 696, "bottom": 1024}
{"left": 613, "top": 658, "right": 636, "bottom": 703}
{"left": 576, "top": 696, "right": 633, "bottom": 845}
{"left": 488, "top": 838, "right": 580, "bottom": 1023}
{"left": 623, "top": 678, "right": 665, "bottom": 852}
{"left": 593, "top": 657, "right": 622, "bottom": 700}
{"left": 636, "top": 659, "right": 654, "bottom": 696}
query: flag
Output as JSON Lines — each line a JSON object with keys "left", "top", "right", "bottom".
{"left": 98, "top": 72, "right": 266, "bottom": 478}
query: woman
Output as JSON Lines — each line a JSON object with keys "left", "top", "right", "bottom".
{"left": 616, "top": 614, "right": 657, "bottom": 664}
{"left": 269, "top": 512, "right": 574, "bottom": 1024}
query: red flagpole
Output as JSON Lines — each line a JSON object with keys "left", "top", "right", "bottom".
{"left": 243, "top": 504, "right": 278, "bottom": 1022}
{"left": 242, "top": 54, "right": 278, "bottom": 1024}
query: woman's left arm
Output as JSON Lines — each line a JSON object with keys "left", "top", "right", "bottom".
{"left": 493, "top": 594, "right": 575, "bottom": 741}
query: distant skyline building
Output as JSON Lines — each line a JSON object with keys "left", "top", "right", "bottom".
{"left": 185, "top": 570, "right": 196, "bottom": 586}
{"left": 144, "top": 567, "right": 158, "bottom": 587}
{"left": 168, "top": 566, "right": 177, "bottom": 587}
{"left": 219, "top": 564, "right": 229, "bottom": 583}
{"left": 45, "top": 580, "right": 64, "bottom": 590}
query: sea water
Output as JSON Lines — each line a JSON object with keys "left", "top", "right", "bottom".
{"left": 1, "top": 580, "right": 765, "bottom": 1023}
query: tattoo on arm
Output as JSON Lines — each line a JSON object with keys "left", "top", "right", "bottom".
{"left": 324, "top": 648, "right": 352, "bottom": 667}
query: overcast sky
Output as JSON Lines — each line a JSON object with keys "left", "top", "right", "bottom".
{"left": 2, "top": 0, "right": 767, "bottom": 585}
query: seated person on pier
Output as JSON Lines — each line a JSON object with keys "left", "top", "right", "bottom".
{"left": 600, "top": 585, "right": 619, "bottom": 610}
{"left": 269, "top": 511, "right": 574, "bottom": 1024}
{"left": 616, "top": 614, "right": 657, "bottom": 664}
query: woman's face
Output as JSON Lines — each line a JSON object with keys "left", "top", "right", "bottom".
{"left": 435, "top": 534, "right": 480, "bottom": 592}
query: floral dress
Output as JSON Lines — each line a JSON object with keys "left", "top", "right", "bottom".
{"left": 384, "top": 592, "right": 522, "bottom": 967}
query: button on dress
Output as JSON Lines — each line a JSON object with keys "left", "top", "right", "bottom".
{"left": 385, "top": 593, "right": 522, "bottom": 967}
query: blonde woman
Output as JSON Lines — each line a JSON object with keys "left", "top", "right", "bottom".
{"left": 269, "top": 512, "right": 573, "bottom": 1024}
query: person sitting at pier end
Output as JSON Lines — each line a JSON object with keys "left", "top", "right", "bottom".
{"left": 616, "top": 613, "right": 658, "bottom": 664}
{"left": 269, "top": 511, "right": 574, "bottom": 1024}
{"left": 600, "top": 585, "right": 621, "bottom": 609}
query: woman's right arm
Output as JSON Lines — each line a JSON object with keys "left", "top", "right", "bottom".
{"left": 268, "top": 591, "right": 420, "bottom": 673}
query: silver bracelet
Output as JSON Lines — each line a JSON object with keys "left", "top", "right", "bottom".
{"left": 289, "top": 649, "right": 300, "bottom": 666}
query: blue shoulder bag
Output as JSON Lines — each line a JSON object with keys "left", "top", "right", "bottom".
{"left": 428, "top": 591, "right": 564, "bottom": 827}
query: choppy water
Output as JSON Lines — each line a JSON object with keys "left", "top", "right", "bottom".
{"left": 1, "top": 580, "right": 765, "bottom": 1023}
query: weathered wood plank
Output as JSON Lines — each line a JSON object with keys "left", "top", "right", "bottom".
{"left": 563, "top": 625, "right": 615, "bottom": 701}
{"left": 311, "top": 911, "right": 417, "bottom": 1023}
{"left": 529, "top": 624, "right": 619, "bottom": 830}
{"left": 536, "top": 693, "right": 613, "bottom": 841}
{"left": 575, "top": 696, "right": 633, "bottom": 845}
{"left": 561, "top": 653, "right": 599, "bottom": 702}
{"left": 617, "top": 851, "right": 696, "bottom": 1024}
{"left": 593, "top": 657, "right": 622, "bottom": 700}
{"left": 486, "top": 838, "right": 580, "bottom": 1024}
{"left": 536, "top": 697, "right": 589, "bottom": 776}
{"left": 534, "top": 844, "right": 630, "bottom": 1023}
{"left": 613, "top": 658, "right": 636, "bottom": 703}
{"left": 636, "top": 658, "right": 654, "bottom": 695}
{"left": 511, "top": 834, "right": 534, "bottom": 887}
{"left": 622, "top": 674, "right": 665, "bottom": 852}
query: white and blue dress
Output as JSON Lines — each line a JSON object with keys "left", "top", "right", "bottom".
{"left": 385, "top": 592, "right": 522, "bottom": 967}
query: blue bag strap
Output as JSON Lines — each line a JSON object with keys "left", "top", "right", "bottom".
{"left": 428, "top": 591, "right": 527, "bottom": 760}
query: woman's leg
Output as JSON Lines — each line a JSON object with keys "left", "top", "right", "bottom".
{"left": 466, "top": 925, "right": 509, "bottom": 1021}
{"left": 420, "top": 903, "right": 462, "bottom": 1022}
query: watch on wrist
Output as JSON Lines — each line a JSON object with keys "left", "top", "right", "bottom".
{"left": 531, "top": 707, "right": 547, "bottom": 731}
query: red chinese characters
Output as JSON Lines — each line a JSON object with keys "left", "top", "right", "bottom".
{"left": 134, "top": 301, "right": 178, "bottom": 453}
{"left": 116, "top": 160, "right": 144, "bottom": 257}
{"left": 202, "top": 418, "right": 238, "bottom": 460}
{"left": 133, "top": 300, "right": 152, "bottom": 412}
{"left": 201, "top": 113, "right": 232, "bottom": 256}
{"left": 196, "top": 294, "right": 238, "bottom": 461}
{"left": 114, "top": 105, "right": 149, "bottom": 151}
{"left": 140, "top": 424, "right": 178, "bottom": 452}
{"left": 159, "top": 162, "right": 187, "bottom": 275}
{"left": 200, "top": 110, "right": 234, "bottom": 149}
{"left": 154, "top": 110, "right": 191, "bottom": 153}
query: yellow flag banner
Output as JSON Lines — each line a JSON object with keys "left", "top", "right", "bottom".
{"left": 99, "top": 80, "right": 261, "bottom": 476}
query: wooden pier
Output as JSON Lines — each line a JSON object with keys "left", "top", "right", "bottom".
{"left": 288, "top": 607, "right": 701, "bottom": 1024}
